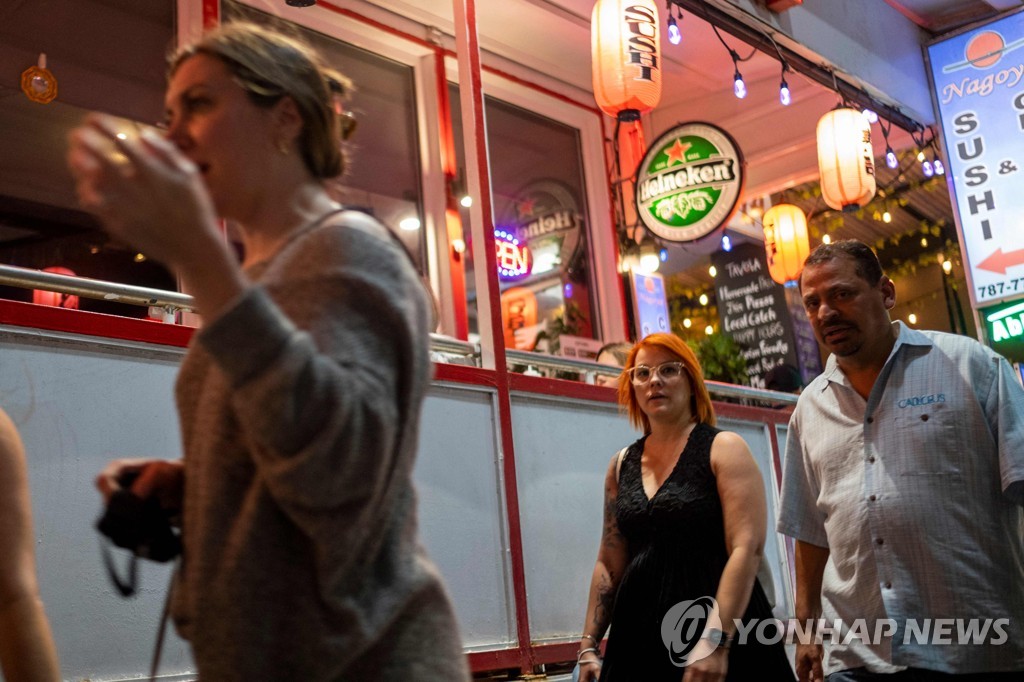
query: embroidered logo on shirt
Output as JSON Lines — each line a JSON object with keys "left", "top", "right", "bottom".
{"left": 897, "top": 394, "right": 946, "bottom": 408}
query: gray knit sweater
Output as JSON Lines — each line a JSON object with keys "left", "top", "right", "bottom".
{"left": 170, "top": 210, "right": 469, "bottom": 681}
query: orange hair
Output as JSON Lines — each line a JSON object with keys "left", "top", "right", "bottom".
{"left": 617, "top": 333, "right": 716, "bottom": 433}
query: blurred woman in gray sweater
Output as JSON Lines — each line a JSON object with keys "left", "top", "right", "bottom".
{"left": 69, "top": 22, "right": 468, "bottom": 681}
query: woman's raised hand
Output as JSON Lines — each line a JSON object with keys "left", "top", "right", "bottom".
{"left": 67, "top": 114, "right": 222, "bottom": 274}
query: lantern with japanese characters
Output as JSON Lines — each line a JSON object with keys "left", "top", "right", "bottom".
{"left": 817, "top": 108, "right": 875, "bottom": 211}
{"left": 762, "top": 204, "right": 810, "bottom": 284}
{"left": 592, "top": 0, "right": 661, "bottom": 177}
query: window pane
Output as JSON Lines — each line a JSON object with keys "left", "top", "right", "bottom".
{"left": 224, "top": 0, "right": 425, "bottom": 273}
{"left": 0, "top": 0, "right": 176, "bottom": 317}
{"left": 452, "top": 88, "right": 598, "bottom": 353}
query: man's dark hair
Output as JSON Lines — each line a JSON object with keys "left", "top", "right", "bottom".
{"left": 801, "top": 239, "right": 884, "bottom": 286}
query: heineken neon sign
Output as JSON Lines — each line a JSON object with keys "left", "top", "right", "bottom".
{"left": 635, "top": 122, "right": 744, "bottom": 243}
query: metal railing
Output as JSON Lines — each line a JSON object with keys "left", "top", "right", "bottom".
{"left": 0, "top": 264, "right": 798, "bottom": 403}
{"left": 0, "top": 264, "right": 194, "bottom": 315}
{"left": 0, "top": 264, "right": 480, "bottom": 362}
{"left": 505, "top": 348, "right": 799, "bottom": 405}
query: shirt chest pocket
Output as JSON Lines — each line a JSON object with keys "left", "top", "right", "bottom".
{"left": 890, "top": 406, "right": 961, "bottom": 476}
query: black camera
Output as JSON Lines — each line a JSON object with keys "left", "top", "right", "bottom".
{"left": 96, "top": 487, "right": 181, "bottom": 563}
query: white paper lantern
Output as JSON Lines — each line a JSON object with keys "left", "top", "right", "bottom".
{"left": 817, "top": 108, "right": 876, "bottom": 211}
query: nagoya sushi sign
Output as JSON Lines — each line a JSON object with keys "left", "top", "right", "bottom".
{"left": 635, "top": 122, "right": 744, "bottom": 243}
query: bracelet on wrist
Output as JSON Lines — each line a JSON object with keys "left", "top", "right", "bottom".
{"left": 581, "top": 633, "right": 599, "bottom": 647}
{"left": 701, "top": 628, "right": 735, "bottom": 650}
{"left": 577, "top": 646, "right": 599, "bottom": 663}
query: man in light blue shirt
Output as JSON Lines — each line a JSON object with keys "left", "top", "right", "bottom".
{"left": 777, "top": 240, "right": 1024, "bottom": 681}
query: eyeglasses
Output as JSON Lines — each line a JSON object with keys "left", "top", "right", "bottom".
{"left": 628, "top": 361, "right": 686, "bottom": 385}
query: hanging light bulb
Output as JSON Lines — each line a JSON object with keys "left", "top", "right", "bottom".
{"left": 942, "top": 259, "right": 952, "bottom": 274}
{"left": 908, "top": 313, "right": 917, "bottom": 325}
{"left": 683, "top": 318, "right": 692, "bottom": 329}
{"left": 779, "top": 77, "right": 791, "bottom": 106}
{"left": 721, "top": 235, "right": 732, "bottom": 252}
{"left": 699, "top": 293, "right": 709, "bottom": 306}
{"left": 822, "top": 234, "right": 832, "bottom": 245}
{"left": 934, "top": 159, "right": 945, "bottom": 175}
{"left": 885, "top": 147, "right": 898, "bottom": 169}
{"left": 733, "top": 67, "right": 747, "bottom": 99}
{"left": 667, "top": 15, "right": 681, "bottom": 45}
{"left": 882, "top": 210, "right": 892, "bottom": 223}
{"left": 862, "top": 108, "right": 878, "bottom": 124}
{"left": 922, "top": 159, "right": 934, "bottom": 177}
{"left": 704, "top": 325, "right": 714, "bottom": 335}
{"left": 709, "top": 265, "right": 718, "bottom": 277}
{"left": 659, "top": 248, "right": 669, "bottom": 262}
{"left": 917, "top": 150, "right": 926, "bottom": 162}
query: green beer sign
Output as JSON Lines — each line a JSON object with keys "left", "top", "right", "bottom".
{"left": 982, "top": 298, "right": 1024, "bottom": 362}
{"left": 635, "top": 122, "right": 744, "bottom": 243}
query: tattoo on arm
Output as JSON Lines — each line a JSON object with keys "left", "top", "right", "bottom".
{"left": 602, "top": 486, "right": 623, "bottom": 551}
{"left": 593, "top": 573, "right": 616, "bottom": 629}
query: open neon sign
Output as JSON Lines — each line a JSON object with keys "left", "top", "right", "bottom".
{"left": 495, "top": 229, "right": 532, "bottom": 281}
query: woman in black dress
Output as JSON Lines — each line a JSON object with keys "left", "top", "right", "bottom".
{"left": 577, "top": 333, "right": 794, "bottom": 682}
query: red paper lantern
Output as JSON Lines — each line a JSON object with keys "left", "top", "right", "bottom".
{"left": 763, "top": 204, "right": 810, "bottom": 284}
{"left": 32, "top": 266, "right": 79, "bottom": 309}
{"left": 591, "top": 0, "right": 662, "bottom": 120}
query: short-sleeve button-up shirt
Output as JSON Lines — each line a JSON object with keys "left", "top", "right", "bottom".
{"left": 778, "top": 322, "right": 1024, "bottom": 675}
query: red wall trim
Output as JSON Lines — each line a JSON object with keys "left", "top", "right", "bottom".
{"left": 467, "top": 647, "right": 525, "bottom": 672}
{"left": 508, "top": 372, "right": 618, "bottom": 403}
{"left": 0, "top": 300, "right": 193, "bottom": 348}
{"left": 431, "top": 362, "right": 496, "bottom": 386}
{"left": 712, "top": 400, "right": 793, "bottom": 426}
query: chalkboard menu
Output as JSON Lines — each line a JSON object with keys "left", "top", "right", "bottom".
{"left": 711, "top": 243, "right": 805, "bottom": 388}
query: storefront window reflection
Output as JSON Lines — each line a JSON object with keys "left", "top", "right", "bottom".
{"left": 225, "top": 1, "right": 425, "bottom": 273}
{"left": 0, "top": 0, "right": 177, "bottom": 317}
{"left": 451, "top": 88, "right": 599, "bottom": 358}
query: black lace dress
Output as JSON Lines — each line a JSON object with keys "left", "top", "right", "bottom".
{"left": 598, "top": 423, "right": 795, "bottom": 681}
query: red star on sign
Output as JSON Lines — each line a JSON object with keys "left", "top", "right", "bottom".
{"left": 664, "top": 139, "right": 691, "bottom": 166}
{"left": 517, "top": 198, "right": 536, "bottom": 217}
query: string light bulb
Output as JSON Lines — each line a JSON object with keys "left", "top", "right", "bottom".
{"left": 699, "top": 293, "right": 709, "bottom": 306}
{"left": 779, "top": 65, "right": 791, "bottom": 106}
{"left": 721, "top": 234, "right": 732, "bottom": 252}
{"left": 934, "top": 159, "right": 945, "bottom": 175}
{"left": 683, "top": 318, "right": 692, "bottom": 328}
{"left": 822, "top": 234, "right": 832, "bottom": 244}
{"left": 882, "top": 210, "right": 892, "bottom": 223}
{"left": 942, "top": 259, "right": 952, "bottom": 274}
{"left": 862, "top": 108, "right": 878, "bottom": 124}
{"left": 733, "top": 66, "right": 747, "bottom": 99}
{"left": 885, "top": 147, "right": 898, "bottom": 169}
{"left": 667, "top": 15, "right": 681, "bottom": 45}
{"left": 709, "top": 265, "right": 717, "bottom": 277}
{"left": 922, "top": 159, "right": 934, "bottom": 177}
{"left": 917, "top": 150, "right": 926, "bottom": 162}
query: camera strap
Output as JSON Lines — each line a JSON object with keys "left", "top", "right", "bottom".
{"left": 100, "top": 537, "right": 176, "bottom": 681}
{"left": 100, "top": 538, "right": 139, "bottom": 597}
